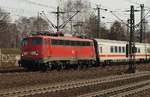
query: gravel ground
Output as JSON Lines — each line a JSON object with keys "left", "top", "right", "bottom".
{"left": 0, "top": 67, "right": 124, "bottom": 90}
{"left": 0, "top": 63, "right": 150, "bottom": 96}
{"left": 27, "top": 73, "right": 150, "bottom": 97}
{"left": 130, "top": 89, "right": 150, "bottom": 97}
{"left": 137, "top": 64, "right": 150, "bottom": 71}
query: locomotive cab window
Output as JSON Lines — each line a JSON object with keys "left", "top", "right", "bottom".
{"left": 21, "top": 38, "right": 28, "bottom": 46}
{"left": 32, "top": 38, "right": 42, "bottom": 45}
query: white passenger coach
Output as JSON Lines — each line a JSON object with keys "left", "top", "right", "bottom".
{"left": 96, "top": 39, "right": 150, "bottom": 63}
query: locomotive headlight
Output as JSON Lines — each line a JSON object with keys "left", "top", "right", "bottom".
{"left": 30, "top": 51, "right": 39, "bottom": 55}
{"left": 22, "top": 52, "right": 28, "bottom": 56}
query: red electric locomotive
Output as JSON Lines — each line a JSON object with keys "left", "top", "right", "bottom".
{"left": 20, "top": 34, "right": 97, "bottom": 70}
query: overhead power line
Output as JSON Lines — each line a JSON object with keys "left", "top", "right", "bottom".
{"left": 40, "top": 11, "right": 56, "bottom": 32}
{"left": 123, "top": 0, "right": 140, "bottom": 5}
{"left": 108, "top": 11, "right": 129, "bottom": 27}
{"left": 21, "top": 0, "right": 56, "bottom": 9}
{"left": 135, "top": 8, "right": 150, "bottom": 27}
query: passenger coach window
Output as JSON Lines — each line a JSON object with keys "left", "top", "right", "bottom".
{"left": 119, "top": 47, "right": 121, "bottom": 53}
{"left": 115, "top": 46, "right": 118, "bottom": 53}
{"left": 122, "top": 47, "right": 125, "bottom": 53}
{"left": 137, "top": 48, "right": 140, "bottom": 53}
{"left": 32, "top": 38, "right": 42, "bottom": 45}
{"left": 147, "top": 48, "right": 150, "bottom": 53}
{"left": 110, "top": 46, "right": 114, "bottom": 53}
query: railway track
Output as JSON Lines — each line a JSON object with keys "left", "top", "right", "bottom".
{"left": 0, "top": 63, "right": 147, "bottom": 74}
{"left": 111, "top": 85, "right": 150, "bottom": 97}
{"left": 0, "top": 67, "right": 25, "bottom": 73}
{"left": 78, "top": 79, "right": 150, "bottom": 97}
{"left": 0, "top": 71, "right": 150, "bottom": 97}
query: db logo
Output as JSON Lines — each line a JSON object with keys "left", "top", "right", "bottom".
{"left": 72, "top": 50, "right": 75, "bottom": 54}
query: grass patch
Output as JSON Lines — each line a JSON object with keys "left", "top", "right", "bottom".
{"left": 1, "top": 48, "right": 20, "bottom": 54}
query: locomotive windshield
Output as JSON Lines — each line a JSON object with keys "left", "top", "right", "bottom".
{"left": 21, "top": 38, "right": 28, "bottom": 46}
{"left": 31, "top": 38, "right": 42, "bottom": 45}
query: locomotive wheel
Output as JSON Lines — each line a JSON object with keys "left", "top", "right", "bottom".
{"left": 60, "top": 64, "right": 65, "bottom": 70}
{"left": 48, "top": 64, "right": 53, "bottom": 70}
{"left": 56, "top": 64, "right": 61, "bottom": 71}
{"left": 77, "top": 64, "right": 83, "bottom": 70}
{"left": 40, "top": 64, "right": 47, "bottom": 72}
{"left": 71, "top": 64, "right": 77, "bottom": 70}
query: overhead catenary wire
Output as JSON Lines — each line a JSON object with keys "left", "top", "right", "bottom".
{"left": 59, "top": 10, "right": 80, "bottom": 29}
{"left": 123, "top": 0, "right": 141, "bottom": 5}
{"left": 21, "top": 0, "right": 56, "bottom": 9}
{"left": 1, "top": 0, "right": 150, "bottom": 32}
{"left": 134, "top": 8, "right": 150, "bottom": 28}
{"left": 105, "top": 5, "right": 150, "bottom": 29}
{"left": 40, "top": 11, "right": 56, "bottom": 32}
{"left": 107, "top": 10, "right": 129, "bottom": 27}
{"left": 92, "top": 3, "right": 132, "bottom": 27}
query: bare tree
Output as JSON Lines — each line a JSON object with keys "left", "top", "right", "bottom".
{"left": 8, "top": 23, "right": 18, "bottom": 48}
{"left": 84, "top": 14, "right": 109, "bottom": 39}
{"left": 16, "top": 16, "right": 49, "bottom": 38}
{"left": 84, "top": 15, "right": 97, "bottom": 38}
{"left": 60, "top": 0, "right": 91, "bottom": 35}
{"left": 16, "top": 16, "right": 32, "bottom": 37}
{"left": 109, "top": 21, "right": 127, "bottom": 41}
{"left": 0, "top": 8, "right": 15, "bottom": 48}
{"left": 31, "top": 17, "right": 49, "bottom": 32}
{"left": 0, "top": 8, "right": 10, "bottom": 22}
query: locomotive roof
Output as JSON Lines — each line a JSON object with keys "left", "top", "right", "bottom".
{"left": 29, "top": 35, "right": 93, "bottom": 42}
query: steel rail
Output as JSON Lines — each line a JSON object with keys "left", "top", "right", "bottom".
{"left": 78, "top": 79, "right": 150, "bottom": 97}
{"left": 110, "top": 85, "right": 150, "bottom": 97}
{"left": 0, "top": 71, "right": 150, "bottom": 97}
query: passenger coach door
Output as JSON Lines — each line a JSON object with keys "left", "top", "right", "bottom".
{"left": 93, "top": 39, "right": 100, "bottom": 64}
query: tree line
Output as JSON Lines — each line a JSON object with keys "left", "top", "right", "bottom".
{"left": 0, "top": 0, "right": 150, "bottom": 48}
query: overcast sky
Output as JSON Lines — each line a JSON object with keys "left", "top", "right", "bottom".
{"left": 0, "top": 0, "right": 150, "bottom": 28}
